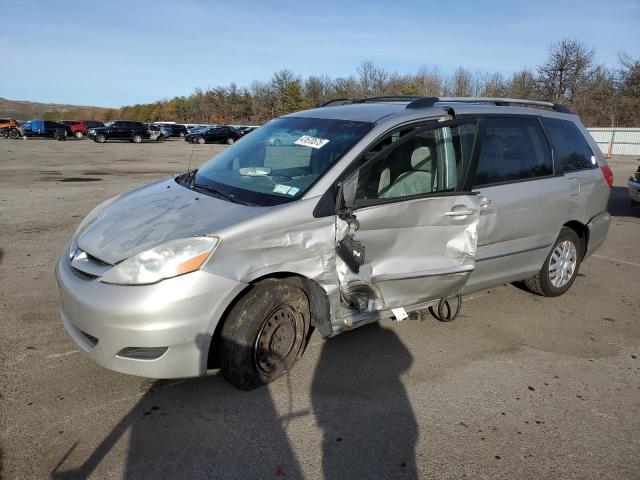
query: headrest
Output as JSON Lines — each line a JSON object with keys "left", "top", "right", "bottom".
{"left": 410, "top": 146, "right": 431, "bottom": 170}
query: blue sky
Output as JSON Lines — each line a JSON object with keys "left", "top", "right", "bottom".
{"left": 1, "top": 0, "right": 639, "bottom": 108}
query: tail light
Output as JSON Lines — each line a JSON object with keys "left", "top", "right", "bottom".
{"left": 600, "top": 165, "right": 613, "bottom": 188}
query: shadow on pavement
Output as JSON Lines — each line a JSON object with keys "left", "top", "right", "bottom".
{"left": 311, "top": 322, "right": 418, "bottom": 478}
{"left": 50, "top": 323, "right": 418, "bottom": 479}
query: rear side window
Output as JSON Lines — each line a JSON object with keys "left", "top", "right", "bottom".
{"left": 540, "top": 117, "right": 595, "bottom": 172}
{"left": 472, "top": 117, "right": 552, "bottom": 186}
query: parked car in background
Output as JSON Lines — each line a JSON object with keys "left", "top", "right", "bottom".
{"left": 629, "top": 166, "right": 640, "bottom": 206}
{"left": 238, "top": 126, "right": 258, "bottom": 135}
{"left": 145, "top": 124, "right": 167, "bottom": 142}
{"left": 187, "top": 125, "right": 213, "bottom": 134}
{"left": 184, "top": 125, "right": 243, "bottom": 144}
{"left": 22, "top": 120, "right": 71, "bottom": 140}
{"left": 156, "top": 123, "right": 188, "bottom": 137}
{"left": 56, "top": 96, "right": 612, "bottom": 390}
{"left": 88, "top": 121, "right": 151, "bottom": 143}
{"left": 268, "top": 129, "right": 304, "bottom": 146}
{"left": 59, "top": 120, "right": 89, "bottom": 139}
{"left": 158, "top": 124, "right": 173, "bottom": 138}
{"left": 0, "top": 118, "right": 21, "bottom": 138}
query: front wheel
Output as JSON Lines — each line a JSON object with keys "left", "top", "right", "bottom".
{"left": 95, "top": 134, "right": 106, "bottom": 143}
{"left": 523, "top": 227, "right": 582, "bottom": 297}
{"left": 132, "top": 134, "right": 142, "bottom": 143}
{"left": 219, "top": 279, "right": 310, "bottom": 390}
{"left": 8, "top": 129, "right": 19, "bottom": 139}
{"left": 74, "top": 131, "right": 84, "bottom": 139}
{"left": 226, "top": 137, "right": 235, "bottom": 145}
{"left": 197, "top": 136, "right": 205, "bottom": 144}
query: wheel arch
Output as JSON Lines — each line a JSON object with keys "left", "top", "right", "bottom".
{"left": 562, "top": 220, "right": 589, "bottom": 259}
{"left": 206, "top": 271, "right": 331, "bottom": 369}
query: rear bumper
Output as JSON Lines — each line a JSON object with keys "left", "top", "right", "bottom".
{"left": 629, "top": 179, "right": 640, "bottom": 203}
{"left": 585, "top": 210, "right": 611, "bottom": 259}
{"left": 55, "top": 250, "right": 247, "bottom": 378}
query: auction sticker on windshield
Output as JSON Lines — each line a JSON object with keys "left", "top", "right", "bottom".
{"left": 294, "top": 135, "right": 330, "bottom": 149}
{"left": 273, "top": 184, "right": 292, "bottom": 194}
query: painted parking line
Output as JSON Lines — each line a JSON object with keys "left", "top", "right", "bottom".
{"left": 45, "top": 350, "right": 79, "bottom": 359}
{"left": 592, "top": 254, "right": 640, "bottom": 269}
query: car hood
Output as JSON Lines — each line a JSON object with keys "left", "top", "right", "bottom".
{"left": 76, "top": 177, "right": 264, "bottom": 264}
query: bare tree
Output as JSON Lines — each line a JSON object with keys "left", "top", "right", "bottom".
{"left": 537, "top": 39, "right": 596, "bottom": 102}
{"left": 448, "top": 67, "right": 474, "bottom": 96}
{"left": 357, "top": 61, "right": 389, "bottom": 97}
{"left": 506, "top": 69, "right": 539, "bottom": 99}
{"left": 103, "top": 40, "right": 639, "bottom": 128}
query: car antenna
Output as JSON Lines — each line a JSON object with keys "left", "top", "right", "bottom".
{"left": 187, "top": 138, "right": 196, "bottom": 172}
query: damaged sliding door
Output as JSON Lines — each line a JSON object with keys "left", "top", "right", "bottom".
{"left": 335, "top": 118, "right": 481, "bottom": 312}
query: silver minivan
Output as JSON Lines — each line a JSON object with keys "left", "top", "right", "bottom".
{"left": 56, "top": 97, "right": 612, "bottom": 389}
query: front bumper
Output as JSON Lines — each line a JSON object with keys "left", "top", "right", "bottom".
{"left": 55, "top": 251, "right": 247, "bottom": 378}
{"left": 629, "top": 179, "right": 640, "bottom": 203}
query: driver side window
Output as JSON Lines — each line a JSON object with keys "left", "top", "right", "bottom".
{"left": 354, "top": 122, "right": 477, "bottom": 206}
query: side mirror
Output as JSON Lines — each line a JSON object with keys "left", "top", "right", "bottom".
{"left": 337, "top": 171, "right": 358, "bottom": 210}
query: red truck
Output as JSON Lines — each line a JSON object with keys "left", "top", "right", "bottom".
{"left": 59, "top": 120, "right": 105, "bottom": 139}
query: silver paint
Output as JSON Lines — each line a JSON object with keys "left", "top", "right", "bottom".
{"left": 56, "top": 101, "right": 612, "bottom": 379}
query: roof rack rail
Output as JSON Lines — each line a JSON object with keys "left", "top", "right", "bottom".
{"left": 405, "top": 96, "right": 572, "bottom": 114}
{"left": 321, "top": 98, "right": 354, "bottom": 107}
{"left": 322, "top": 96, "right": 423, "bottom": 107}
{"left": 321, "top": 96, "right": 573, "bottom": 114}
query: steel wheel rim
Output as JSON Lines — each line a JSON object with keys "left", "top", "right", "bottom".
{"left": 254, "top": 305, "right": 304, "bottom": 378}
{"left": 548, "top": 240, "right": 577, "bottom": 288}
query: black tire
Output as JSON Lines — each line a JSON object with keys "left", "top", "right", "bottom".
{"left": 8, "top": 129, "right": 19, "bottom": 139}
{"left": 273, "top": 139, "right": 281, "bottom": 146}
{"left": 219, "top": 279, "right": 310, "bottom": 390}
{"left": 74, "top": 131, "right": 84, "bottom": 139}
{"left": 132, "top": 134, "right": 142, "bottom": 143}
{"left": 523, "top": 227, "right": 582, "bottom": 297}
{"left": 197, "top": 136, "right": 205, "bottom": 144}
{"left": 95, "top": 134, "right": 106, "bottom": 143}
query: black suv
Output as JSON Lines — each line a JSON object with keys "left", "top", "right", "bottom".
{"left": 88, "top": 121, "right": 151, "bottom": 143}
{"left": 184, "top": 126, "right": 243, "bottom": 144}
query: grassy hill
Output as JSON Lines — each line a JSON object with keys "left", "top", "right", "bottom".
{"left": 0, "top": 98, "right": 111, "bottom": 120}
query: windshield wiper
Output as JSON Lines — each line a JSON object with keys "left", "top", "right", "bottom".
{"left": 192, "top": 182, "right": 245, "bottom": 205}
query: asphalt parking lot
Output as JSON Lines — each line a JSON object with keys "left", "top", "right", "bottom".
{"left": 1, "top": 137, "right": 639, "bottom": 479}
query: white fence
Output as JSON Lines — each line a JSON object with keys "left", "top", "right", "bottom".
{"left": 587, "top": 128, "right": 640, "bottom": 156}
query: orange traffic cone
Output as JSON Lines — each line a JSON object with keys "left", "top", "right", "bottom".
{"left": 605, "top": 138, "right": 613, "bottom": 159}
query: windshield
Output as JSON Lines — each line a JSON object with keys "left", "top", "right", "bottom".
{"left": 193, "top": 117, "right": 373, "bottom": 206}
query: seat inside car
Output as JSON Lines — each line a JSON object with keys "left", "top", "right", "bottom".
{"left": 379, "top": 145, "right": 435, "bottom": 198}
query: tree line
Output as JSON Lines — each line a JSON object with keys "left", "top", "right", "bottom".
{"left": 51, "top": 39, "right": 640, "bottom": 127}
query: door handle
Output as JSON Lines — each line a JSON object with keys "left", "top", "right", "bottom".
{"left": 444, "top": 209, "right": 477, "bottom": 217}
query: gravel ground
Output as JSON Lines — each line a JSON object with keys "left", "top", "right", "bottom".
{"left": 1, "top": 137, "right": 639, "bottom": 479}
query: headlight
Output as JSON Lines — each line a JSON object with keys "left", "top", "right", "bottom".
{"left": 100, "top": 237, "right": 219, "bottom": 285}
{"left": 89, "top": 129, "right": 95, "bottom": 134}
